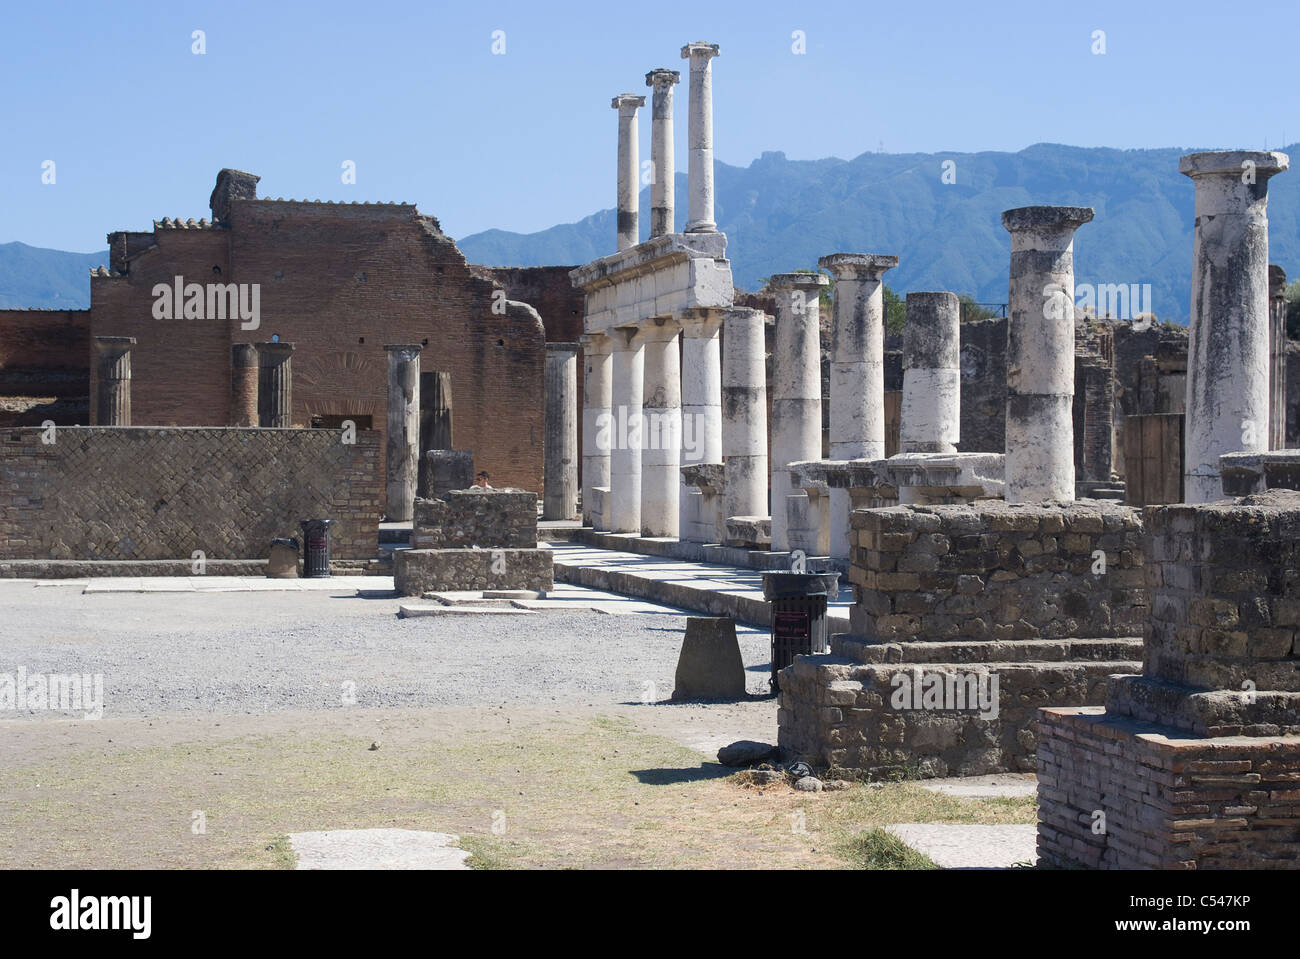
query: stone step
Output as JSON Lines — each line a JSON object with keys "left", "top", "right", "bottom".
{"left": 834, "top": 635, "right": 1144, "bottom": 665}
{"left": 421, "top": 592, "right": 520, "bottom": 608}
{"left": 397, "top": 604, "right": 532, "bottom": 618}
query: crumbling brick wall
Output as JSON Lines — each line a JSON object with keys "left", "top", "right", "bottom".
{"left": 0, "top": 426, "right": 380, "bottom": 560}
{"left": 0, "top": 309, "right": 90, "bottom": 427}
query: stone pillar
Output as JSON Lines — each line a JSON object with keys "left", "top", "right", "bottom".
{"left": 612, "top": 94, "right": 646, "bottom": 252}
{"left": 229, "top": 343, "right": 258, "bottom": 427}
{"left": 722, "top": 307, "right": 769, "bottom": 522}
{"left": 580, "top": 332, "right": 613, "bottom": 528}
{"left": 93, "top": 336, "right": 135, "bottom": 426}
{"left": 1269, "top": 264, "right": 1288, "bottom": 450}
{"left": 417, "top": 371, "right": 453, "bottom": 498}
{"left": 901, "top": 292, "right": 961, "bottom": 453}
{"left": 769, "top": 272, "right": 829, "bottom": 552}
{"left": 544, "top": 342, "right": 579, "bottom": 520}
{"left": 385, "top": 344, "right": 422, "bottom": 523}
{"left": 678, "top": 309, "right": 723, "bottom": 541}
{"left": 680, "top": 42, "right": 720, "bottom": 234}
{"left": 1001, "top": 206, "right": 1094, "bottom": 503}
{"left": 256, "top": 342, "right": 294, "bottom": 428}
{"left": 645, "top": 68, "right": 680, "bottom": 238}
{"left": 1181, "top": 151, "right": 1289, "bottom": 503}
{"left": 608, "top": 326, "right": 644, "bottom": 534}
{"left": 640, "top": 318, "right": 682, "bottom": 537}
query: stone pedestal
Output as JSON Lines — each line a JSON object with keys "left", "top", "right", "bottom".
{"left": 581, "top": 333, "right": 613, "bottom": 529}
{"left": 672, "top": 617, "right": 746, "bottom": 701}
{"left": 678, "top": 309, "right": 722, "bottom": 541}
{"left": 384, "top": 345, "right": 422, "bottom": 523}
{"left": 645, "top": 69, "right": 680, "bottom": 238}
{"left": 680, "top": 42, "right": 720, "bottom": 233}
{"left": 543, "top": 343, "right": 579, "bottom": 520}
{"left": 769, "top": 272, "right": 828, "bottom": 552}
{"left": 609, "top": 326, "right": 644, "bottom": 534}
{"left": 93, "top": 336, "right": 135, "bottom": 426}
{"left": 229, "top": 343, "right": 258, "bottom": 427}
{"left": 612, "top": 94, "right": 645, "bottom": 252}
{"left": 1001, "top": 206, "right": 1093, "bottom": 503}
{"left": 640, "top": 318, "right": 681, "bottom": 537}
{"left": 1181, "top": 151, "right": 1288, "bottom": 503}
{"left": 256, "top": 342, "right": 294, "bottom": 428}
{"left": 721, "top": 307, "right": 769, "bottom": 537}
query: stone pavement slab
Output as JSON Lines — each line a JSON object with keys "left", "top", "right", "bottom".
{"left": 883, "top": 823, "right": 1038, "bottom": 869}
{"left": 918, "top": 773, "right": 1038, "bottom": 799}
{"left": 287, "top": 828, "right": 471, "bottom": 870}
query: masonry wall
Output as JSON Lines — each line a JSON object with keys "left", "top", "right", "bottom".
{"left": 0, "top": 426, "right": 380, "bottom": 560}
{"left": 0, "top": 309, "right": 90, "bottom": 427}
{"left": 412, "top": 489, "right": 539, "bottom": 549}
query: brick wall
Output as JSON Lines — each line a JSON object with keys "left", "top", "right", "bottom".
{"left": 0, "top": 426, "right": 380, "bottom": 560}
{"left": 0, "top": 309, "right": 90, "bottom": 427}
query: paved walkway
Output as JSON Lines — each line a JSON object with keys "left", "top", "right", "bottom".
{"left": 885, "top": 824, "right": 1039, "bottom": 869}
{"left": 547, "top": 541, "right": 853, "bottom": 630}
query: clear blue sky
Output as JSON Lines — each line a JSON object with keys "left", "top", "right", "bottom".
{"left": 2, "top": 0, "right": 1296, "bottom": 253}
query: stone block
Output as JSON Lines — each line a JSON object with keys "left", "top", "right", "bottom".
{"left": 672, "top": 617, "right": 747, "bottom": 701}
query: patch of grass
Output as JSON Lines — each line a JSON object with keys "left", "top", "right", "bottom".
{"left": 458, "top": 835, "right": 515, "bottom": 870}
{"left": 263, "top": 834, "right": 297, "bottom": 870}
{"left": 836, "top": 828, "right": 938, "bottom": 870}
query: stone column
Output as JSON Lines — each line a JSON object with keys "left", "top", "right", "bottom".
{"left": 1181, "top": 151, "right": 1289, "bottom": 503}
{"left": 640, "top": 318, "right": 682, "bottom": 537}
{"left": 678, "top": 308, "right": 723, "bottom": 540}
{"left": 256, "top": 342, "right": 294, "bottom": 428}
{"left": 385, "top": 344, "right": 422, "bottom": 523}
{"left": 612, "top": 94, "right": 646, "bottom": 252}
{"left": 1269, "top": 264, "right": 1288, "bottom": 450}
{"left": 229, "top": 343, "right": 258, "bottom": 427}
{"left": 722, "top": 307, "right": 768, "bottom": 522}
{"left": 769, "top": 272, "right": 829, "bottom": 551}
{"left": 902, "top": 292, "right": 961, "bottom": 453}
{"left": 645, "top": 69, "right": 680, "bottom": 238}
{"left": 609, "top": 326, "right": 644, "bottom": 534}
{"left": 93, "top": 336, "right": 135, "bottom": 426}
{"left": 544, "top": 342, "right": 579, "bottom": 520}
{"left": 680, "top": 42, "right": 720, "bottom": 234}
{"left": 580, "top": 332, "right": 612, "bottom": 528}
{"left": 1001, "top": 206, "right": 1094, "bottom": 503}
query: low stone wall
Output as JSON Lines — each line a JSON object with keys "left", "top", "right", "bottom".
{"left": 411, "top": 489, "right": 538, "bottom": 549}
{"left": 395, "top": 548, "right": 553, "bottom": 594}
{"left": 0, "top": 426, "right": 381, "bottom": 560}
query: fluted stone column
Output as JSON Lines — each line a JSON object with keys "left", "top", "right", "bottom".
{"left": 544, "top": 342, "right": 579, "bottom": 520}
{"left": 678, "top": 309, "right": 723, "bottom": 540}
{"left": 609, "top": 326, "right": 644, "bottom": 533}
{"left": 769, "top": 272, "right": 829, "bottom": 552}
{"left": 1269, "top": 264, "right": 1288, "bottom": 450}
{"left": 646, "top": 69, "right": 680, "bottom": 238}
{"left": 385, "top": 344, "right": 422, "bottom": 522}
{"left": 680, "top": 42, "right": 720, "bottom": 233}
{"left": 256, "top": 341, "right": 294, "bottom": 428}
{"left": 1001, "top": 206, "right": 1094, "bottom": 503}
{"left": 612, "top": 94, "right": 645, "bottom": 251}
{"left": 229, "top": 343, "right": 258, "bottom": 427}
{"left": 640, "top": 318, "right": 682, "bottom": 537}
{"left": 581, "top": 332, "right": 613, "bottom": 528}
{"left": 902, "top": 292, "right": 962, "bottom": 453}
{"left": 93, "top": 336, "right": 135, "bottom": 426}
{"left": 1181, "top": 151, "right": 1289, "bottom": 503}
{"left": 722, "top": 307, "right": 768, "bottom": 523}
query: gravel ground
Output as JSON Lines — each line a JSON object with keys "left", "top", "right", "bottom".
{"left": 0, "top": 583, "right": 776, "bottom": 720}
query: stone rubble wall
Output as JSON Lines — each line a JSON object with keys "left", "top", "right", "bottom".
{"left": 0, "top": 426, "right": 381, "bottom": 560}
{"left": 394, "top": 547, "right": 553, "bottom": 594}
{"left": 411, "top": 490, "right": 539, "bottom": 549}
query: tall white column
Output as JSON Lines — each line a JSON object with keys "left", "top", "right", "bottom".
{"left": 902, "top": 292, "right": 961, "bottom": 453}
{"left": 581, "top": 332, "right": 612, "bottom": 528}
{"left": 612, "top": 94, "right": 645, "bottom": 252}
{"left": 640, "top": 318, "right": 682, "bottom": 537}
{"left": 722, "top": 307, "right": 768, "bottom": 522}
{"left": 543, "top": 343, "right": 579, "bottom": 520}
{"left": 609, "top": 326, "right": 644, "bottom": 533}
{"left": 1180, "top": 151, "right": 1289, "bottom": 503}
{"left": 769, "top": 272, "right": 828, "bottom": 552}
{"left": 1001, "top": 206, "right": 1094, "bottom": 503}
{"left": 678, "top": 308, "right": 723, "bottom": 540}
{"left": 680, "top": 42, "right": 720, "bottom": 234}
{"left": 645, "top": 68, "right": 680, "bottom": 238}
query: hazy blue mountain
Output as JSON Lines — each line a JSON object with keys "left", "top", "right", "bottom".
{"left": 459, "top": 143, "right": 1300, "bottom": 323}
{"left": 0, "top": 242, "right": 108, "bottom": 309}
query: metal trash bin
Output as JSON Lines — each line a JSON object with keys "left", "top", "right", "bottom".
{"left": 761, "top": 571, "right": 841, "bottom": 690}
{"left": 299, "top": 518, "right": 334, "bottom": 578}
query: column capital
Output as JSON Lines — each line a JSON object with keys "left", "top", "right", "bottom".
{"left": 1270, "top": 264, "right": 1287, "bottom": 298}
{"left": 818, "top": 253, "right": 898, "bottom": 281}
{"left": 384, "top": 343, "right": 423, "bottom": 355}
{"left": 579, "top": 330, "right": 610, "bottom": 351}
{"left": 256, "top": 341, "right": 295, "bottom": 355}
{"left": 767, "top": 272, "right": 830, "bottom": 293}
{"left": 1180, "top": 150, "right": 1288, "bottom": 180}
{"left": 611, "top": 93, "right": 646, "bottom": 113}
{"left": 93, "top": 335, "right": 137, "bottom": 353}
{"left": 638, "top": 316, "right": 681, "bottom": 342}
{"left": 681, "top": 41, "right": 720, "bottom": 62}
{"left": 646, "top": 68, "right": 680, "bottom": 89}
{"left": 677, "top": 307, "right": 723, "bottom": 337}
{"left": 1001, "top": 205, "right": 1094, "bottom": 235}
{"left": 546, "top": 341, "right": 580, "bottom": 354}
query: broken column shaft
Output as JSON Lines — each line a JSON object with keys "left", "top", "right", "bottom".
{"left": 93, "top": 336, "right": 135, "bottom": 426}
{"left": 902, "top": 292, "right": 961, "bottom": 454}
{"left": 678, "top": 309, "right": 723, "bottom": 540}
{"left": 229, "top": 343, "right": 258, "bottom": 427}
{"left": 1269, "top": 264, "right": 1288, "bottom": 450}
{"left": 385, "top": 344, "right": 422, "bottom": 522}
{"left": 581, "top": 332, "right": 612, "bottom": 528}
{"left": 721, "top": 307, "right": 769, "bottom": 522}
{"left": 544, "top": 343, "right": 579, "bottom": 520}
{"left": 256, "top": 341, "right": 294, "bottom": 429}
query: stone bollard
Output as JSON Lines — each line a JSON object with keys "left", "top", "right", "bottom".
{"left": 266, "top": 538, "right": 299, "bottom": 579}
{"left": 671, "top": 616, "right": 746, "bottom": 701}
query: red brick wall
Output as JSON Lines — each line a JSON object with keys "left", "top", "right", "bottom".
{"left": 0, "top": 309, "right": 90, "bottom": 426}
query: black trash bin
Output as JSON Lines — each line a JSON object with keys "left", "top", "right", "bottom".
{"left": 761, "top": 571, "right": 841, "bottom": 690}
{"left": 300, "top": 518, "right": 334, "bottom": 578}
